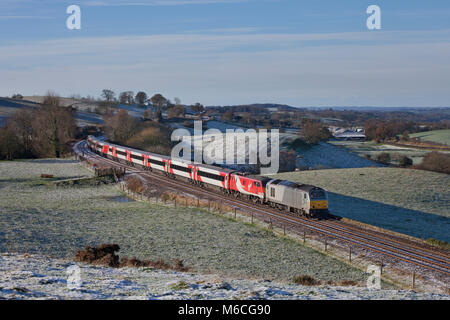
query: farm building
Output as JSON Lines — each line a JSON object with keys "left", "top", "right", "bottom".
{"left": 333, "top": 128, "right": 366, "bottom": 141}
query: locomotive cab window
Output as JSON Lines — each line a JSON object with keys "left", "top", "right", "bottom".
{"left": 310, "top": 190, "right": 325, "bottom": 199}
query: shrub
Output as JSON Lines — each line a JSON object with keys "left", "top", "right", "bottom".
{"left": 74, "top": 244, "right": 190, "bottom": 271}
{"left": 399, "top": 155, "right": 413, "bottom": 167}
{"left": 376, "top": 152, "right": 391, "bottom": 164}
{"left": 293, "top": 275, "right": 320, "bottom": 286}
{"left": 169, "top": 281, "right": 190, "bottom": 290}
{"left": 126, "top": 176, "right": 145, "bottom": 193}
{"left": 417, "top": 152, "right": 450, "bottom": 174}
{"left": 0, "top": 95, "right": 76, "bottom": 160}
{"left": 425, "top": 238, "right": 450, "bottom": 250}
{"left": 339, "top": 280, "right": 359, "bottom": 287}
{"left": 302, "top": 121, "right": 331, "bottom": 145}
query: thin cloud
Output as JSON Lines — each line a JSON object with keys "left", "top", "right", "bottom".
{"left": 1, "top": 29, "right": 450, "bottom": 107}
{"left": 83, "top": 0, "right": 251, "bottom": 6}
{"left": 0, "top": 15, "right": 54, "bottom": 20}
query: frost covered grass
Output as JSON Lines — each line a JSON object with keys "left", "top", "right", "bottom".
{"left": 276, "top": 168, "right": 450, "bottom": 242}
{"left": 0, "top": 159, "right": 367, "bottom": 283}
{"left": 409, "top": 129, "right": 450, "bottom": 146}
{"left": 292, "top": 141, "right": 382, "bottom": 169}
{"left": 329, "top": 140, "right": 449, "bottom": 165}
{"left": 2, "top": 253, "right": 445, "bottom": 300}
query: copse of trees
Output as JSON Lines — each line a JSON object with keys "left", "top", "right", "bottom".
{"left": 149, "top": 94, "right": 168, "bottom": 110}
{"left": 103, "top": 109, "right": 140, "bottom": 144}
{"left": 135, "top": 91, "right": 148, "bottom": 106}
{"left": 364, "top": 119, "right": 417, "bottom": 142}
{"left": 0, "top": 93, "right": 76, "bottom": 160}
{"left": 101, "top": 89, "right": 116, "bottom": 102}
{"left": 416, "top": 152, "right": 450, "bottom": 174}
{"left": 119, "top": 91, "right": 135, "bottom": 105}
{"left": 11, "top": 93, "right": 23, "bottom": 99}
{"left": 190, "top": 103, "right": 204, "bottom": 115}
{"left": 167, "top": 105, "right": 186, "bottom": 119}
{"left": 301, "top": 120, "right": 331, "bottom": 145}
{"left": 221, "top": 110, "right": 234, "bottom": 122}
{"left": 102, "top": 109, "right": 172, "bottom": 155}
{"left": 399, "top": 155, "right": 413, "bottom": 167}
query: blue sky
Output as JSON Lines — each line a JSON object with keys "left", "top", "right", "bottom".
{"left": 1, "top": 0, "right": 450, "bottom": 107}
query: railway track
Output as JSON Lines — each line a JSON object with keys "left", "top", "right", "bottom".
{"left": 74, "top": 140, "right": 450, "bottom": 278}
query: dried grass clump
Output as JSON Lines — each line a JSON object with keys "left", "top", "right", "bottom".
{"left": 415, "top": 152, "right": 450, "bottom": 174}
{"left": 74, "top": 244, "right": 120, "bottom": 267}
{"left": 74, "top": 244, "right": 190, "bottom": 271}
{"left": 292, "top": 275, "right": 321, "bottom": 286}
{"left": 339, "top": 280, "right": 360, "bottom": 287}
{"left": 126, "top": 176, "right": 145, "bottom": 193}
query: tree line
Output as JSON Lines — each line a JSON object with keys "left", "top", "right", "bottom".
{"left": 102, "top": 109, "right": 172, "bottom": 156}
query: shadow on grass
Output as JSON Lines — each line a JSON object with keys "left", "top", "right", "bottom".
{"left": 328, "top": 192, "right": 450, "bottom": 242}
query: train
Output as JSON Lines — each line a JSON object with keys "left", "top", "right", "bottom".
{"left": 86, "top": 135, "right": 329, "bottom": 218}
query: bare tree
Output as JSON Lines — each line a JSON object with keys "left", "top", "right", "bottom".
{"left": 101, "top": 89, "right": 116, "bottom": 102}
{"left": 167, "top": 105, "right": 186, "bottom": 118}
{"left": 103, "top": 109, "right": 139, "bottom": 144}
{"left": 33, "top": 93, "right": 77, "bottom": 157}
{"left": 136, "top": 91, "right": 148, "bottom": 105}
{"left": 119, "top": 91, "right": 135, "bottom": 105}
{"left": 149, "top": 94, "right": 168, "bottom": 110}
{"left": 190, "top": 103, "right": 204, "bottom": 115}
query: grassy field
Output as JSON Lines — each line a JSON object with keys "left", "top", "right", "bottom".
{"left": 276, "top": 168, "right": 450, "bottom": 242}
{"left": 409, "top": 129, "right": 450, "bottom": 146}
{"left": 328, "top": 140, "right": 447, "bottom": 165}
{"left": 0, "top": 159, "right": 368, "bottom": 283}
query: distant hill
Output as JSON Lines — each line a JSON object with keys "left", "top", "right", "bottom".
{"left": 206, "top": 103, "right": 304, "bottom": 113}
{"left": 0, "top": 96, "right": 103, "bottom": 127}
{"left": 0, "top": 97, "right": 39, "bottom": 126}
{"left": 308, "top": 106, "right": 450, "bottom": 112}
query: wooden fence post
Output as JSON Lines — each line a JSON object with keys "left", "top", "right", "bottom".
{"left": 412, "top": 270, "right": 416, "bottom": 290}
{"left": 349, "top": 247, "right": 352, "bottom": 262}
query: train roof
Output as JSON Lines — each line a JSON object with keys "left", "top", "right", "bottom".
{"left": 268, "top": 179, "right": 322, "bottom": 192}
{"left": 91, "top": 136, "right": 170, "bottom": 160}
{"left": 196, "top": 162, "right": 236, "bottom": 174}
{"left": 232, "top": 173, "right": 272, "bottom": 183}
